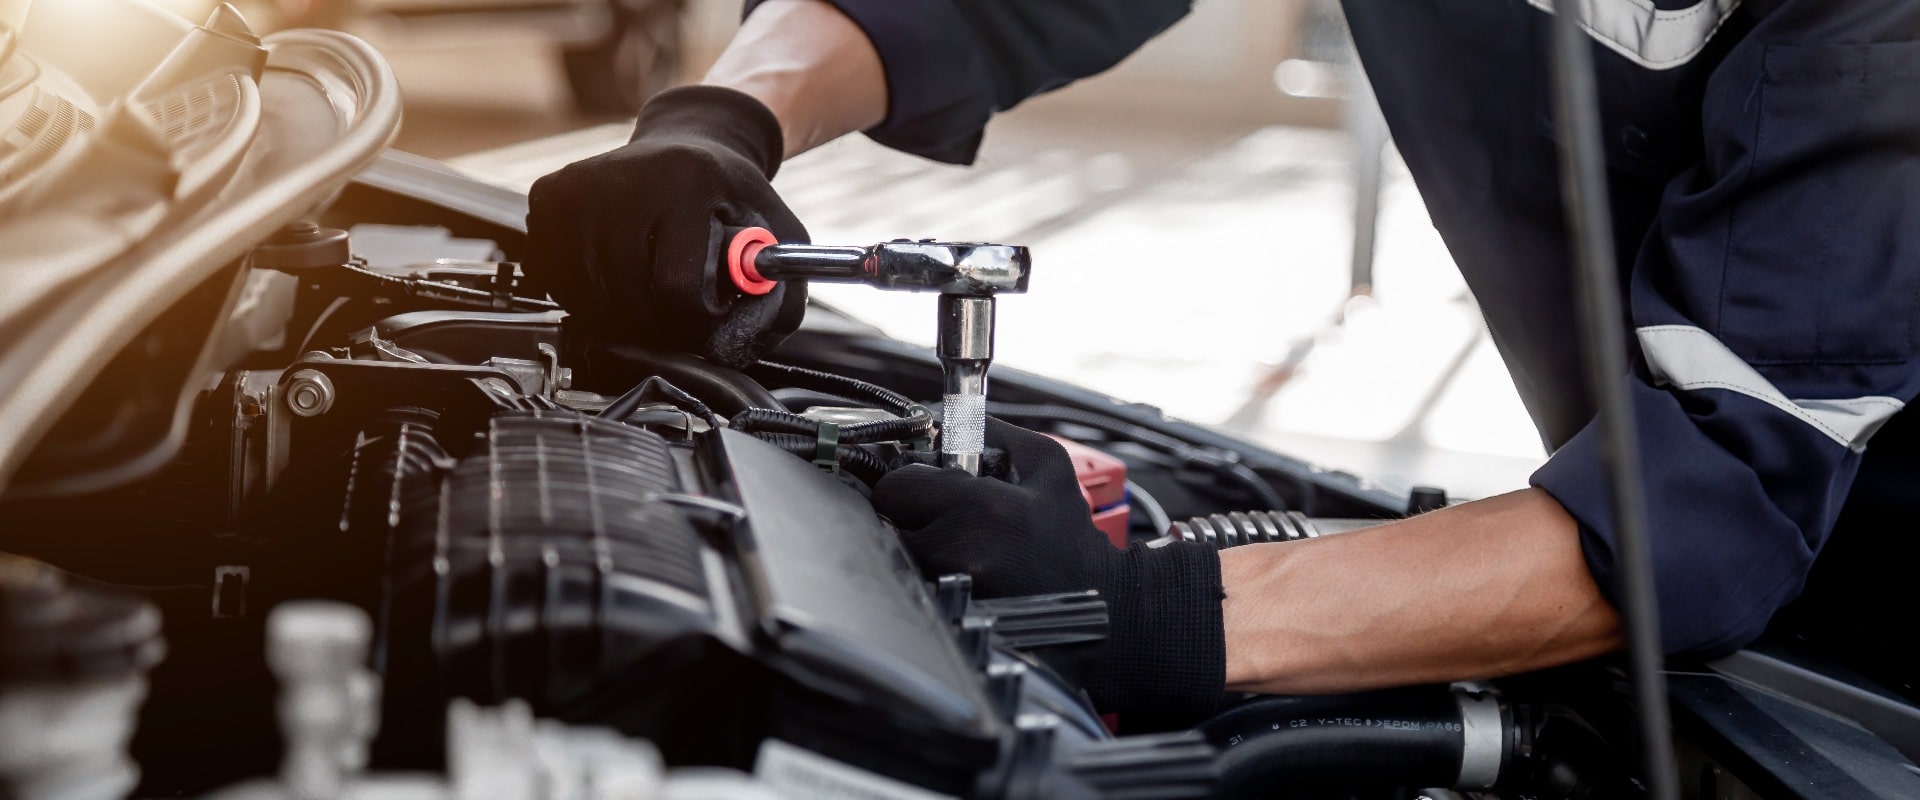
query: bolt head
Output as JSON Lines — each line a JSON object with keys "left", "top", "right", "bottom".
{"left": 286, "top": 370, "right": 335, "bottom": 417}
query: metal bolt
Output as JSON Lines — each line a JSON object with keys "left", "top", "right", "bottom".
{"left": 286, "top": 370, "right": 335, "bottom": 417}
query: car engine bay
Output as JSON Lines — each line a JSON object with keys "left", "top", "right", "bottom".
{"left": 2, "top": 212, "right": 1649, "bottom": 800}
{"left": 6, "top": 5, "right": 1920, "bottom": 800}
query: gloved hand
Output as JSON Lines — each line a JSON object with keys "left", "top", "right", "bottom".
{"left": 872, "top": 419, "right": 1226, "bottom": 719}
{"left": 525, "top": 86, "right": 808, "bottom": 367}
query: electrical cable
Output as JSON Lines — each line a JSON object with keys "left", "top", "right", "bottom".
{"left": 730, "top": 407, "right": 932, "bottom": 445}
{"left": 600, "top": 376, "right": 719, "bottom": 428}
{"left": 749, "top": 361, "right": 921, "bottom": 418}
{"left": 749, "top": 433, "right": 891, "bottom": 486}
{"left": 292, "top": 296, "right": 352, "bottom": 355}
{"left": 1125, "top": 478, "right": 1174, "bottom": 537}
{"left": 1546, "top": 4, "right": 1679, "bottom": 798}
{"left": 739, "top": 362, "right": 934, "bottom": 444}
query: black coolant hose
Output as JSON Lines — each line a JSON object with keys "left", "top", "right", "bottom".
{"left": 751, "top": 433, "right": 891, "bottom": 486}
{"left": 1199, "top": 687, "right": 1515, "bottom": 797}
{"left": 983, "top": 402, "right": 1290, "bottom": 511}
{"left": 579, "top": 340, "right": 784, "bottom": 416}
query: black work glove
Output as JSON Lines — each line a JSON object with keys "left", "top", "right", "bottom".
{"left": 873, "top": 419, "right": 1227, "bottom": 719}
{"left": 525, "top": 86, "right": 808, "bottom": 367}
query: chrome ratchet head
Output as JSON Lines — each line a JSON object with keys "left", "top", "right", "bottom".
{"left": 864, "top": 240, "right": 1031, "bottom": 296}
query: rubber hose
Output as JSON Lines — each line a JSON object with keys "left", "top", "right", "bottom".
{"left": 984, "top": 402, "right": 1290, "bottom": 511}
{"left": 732, "top": 407, "right": 932, "bottom": 444}
{"left": 751, "top": 433, "right": 891, "bottom": 486}
{"left": 750, "top": 361, "right": 918, "bottom": 417}
{"left": 580, "top": 341, "right": 783, "bottom": 416}
{"left": 1198, "top": 688, "right": 1508, "bottom": 797}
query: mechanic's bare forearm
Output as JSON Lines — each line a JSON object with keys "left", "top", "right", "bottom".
{"left": 703, "top": 0, "right": 887, "bottom": 158}
{"left": 1221, "top": 488, "right": 1622, "bottom": 694}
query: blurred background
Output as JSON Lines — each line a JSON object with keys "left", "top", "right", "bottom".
{"left": 161, "top": 0, "right": 1548, "bottom": 500}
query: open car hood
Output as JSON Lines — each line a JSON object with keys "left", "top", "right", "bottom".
{"left": 0, "top": 0, "right": 400, "bottom": 487}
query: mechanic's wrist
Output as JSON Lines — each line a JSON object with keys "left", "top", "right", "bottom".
{"left": 1086, "top": 539, "right": 1226, "bottom": 720}
{"left": 631, "top": 85, "right": 787, "bottom": 179}
{"left": 706, "top": 0, "right": 887, "bottom": 158}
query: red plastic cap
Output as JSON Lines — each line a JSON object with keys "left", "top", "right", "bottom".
{"left": 1046, "top": 434, "right": 1131, "bottom": 550}
{"left": 727, "top": 226, "right": 779, "bottom": 296}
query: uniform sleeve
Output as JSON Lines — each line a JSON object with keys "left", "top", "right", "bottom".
{"left": 1531, "top": 2, "right": 1920, "bottom": 658}
{"left": 742, "top": 0, "right": 1192, "bottom": 164}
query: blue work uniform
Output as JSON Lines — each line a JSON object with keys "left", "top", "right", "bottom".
{"left": 743, "top": 0, "right": 1920, "bottom": 693}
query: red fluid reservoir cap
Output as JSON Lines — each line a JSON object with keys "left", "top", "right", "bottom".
{"left": 1046, "top": 435, "right": 1131, "bottom": 550}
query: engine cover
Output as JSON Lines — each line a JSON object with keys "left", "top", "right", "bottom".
{"left": 368, "top": 411, "right": 1007, "bottom": 794}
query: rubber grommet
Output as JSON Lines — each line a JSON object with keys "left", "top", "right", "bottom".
{"left": 727, "top": 227, "right": 779, "bottom": 296}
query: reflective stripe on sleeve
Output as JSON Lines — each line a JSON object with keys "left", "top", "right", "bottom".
{"left": 1638, "top": 325, "right": 1904, "bottom": 452}
{"left": 1526, "top": 0, "right": 1742, "bottom": 70}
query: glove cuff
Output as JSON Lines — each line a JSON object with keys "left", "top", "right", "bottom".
{"left": 631, "top": 85, "right": 787, "bottom": 179}
{"left": 1086, "top": 540, "right": 1226, "bottom": 722}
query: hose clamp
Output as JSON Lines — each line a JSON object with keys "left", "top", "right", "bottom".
{"left": 1455, "top": 690, "right": 1505, "bottom": 790}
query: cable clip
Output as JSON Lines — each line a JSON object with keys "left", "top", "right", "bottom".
{"left": 813, "top": 423, "right": 842, "bottom": 474}
{"left": 904, "top": 404, "right": 935, "bottom": 452}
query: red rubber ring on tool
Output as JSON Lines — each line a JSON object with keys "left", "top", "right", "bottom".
{"left": 727, "top": 227, "right": 779, "bottom": 296}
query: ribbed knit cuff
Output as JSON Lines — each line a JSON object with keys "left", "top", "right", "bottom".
{"left": 629, "top": 85, "right": 787, "bottom": 179}
{"left": 1086, "top": 539, "right": 1226, "bottom": 721}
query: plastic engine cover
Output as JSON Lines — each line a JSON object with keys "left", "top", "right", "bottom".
{"left": 372, "top": 411, "right": 1008, "bottom": 794}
